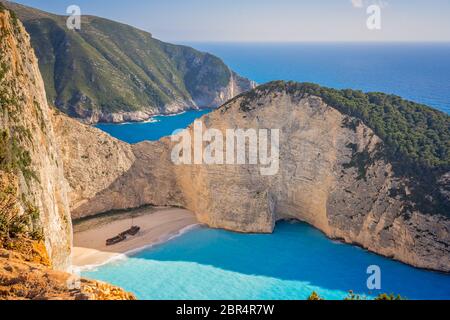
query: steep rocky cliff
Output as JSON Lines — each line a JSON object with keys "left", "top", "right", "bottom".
{"left": 2, "top": 0, "right": 447, "bottom": 276}
{"left": 0, "top": 240, "right": 135, "bottom": 300}
{"left": 0, "top": 7, "right": 137, "bottom": 299}
{"left": 0, "top": 7, "right": 72, "bottom": 270}
{"left": 3, "top": 2, "right": 255, "bottom": 124}
{"left": 56, "top": 82, "right": 450, "bottom": 273}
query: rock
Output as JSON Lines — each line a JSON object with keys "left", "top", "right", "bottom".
{"left": 52, "top": 110, "right": 135, "bottom": 218}
{"left": 55, "top": 89, "right": 450, "bottom": 273}
{"left": 0, "top": 9, "right": 72, "bottom": 270}
{"left": 0, "top": 245, "right": 135, "bottom": 300}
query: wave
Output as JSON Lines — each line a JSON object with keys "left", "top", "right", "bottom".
{"left": 125, "top": 224, "right": 202, "bottom": 257}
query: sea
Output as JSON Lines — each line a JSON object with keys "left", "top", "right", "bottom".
{"left": 84, "top": 222, "right": 450, "bottom": 300}
{"left": 89, "top": 43, "right": 450, "bottom": 300}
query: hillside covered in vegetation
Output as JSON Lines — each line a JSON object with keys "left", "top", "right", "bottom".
{"left": 2, "top": 2, "right": 254, "bottom": 122}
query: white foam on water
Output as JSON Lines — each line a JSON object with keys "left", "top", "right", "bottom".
{"left": 77, "top": 224, "right": 202, "bottom": 272}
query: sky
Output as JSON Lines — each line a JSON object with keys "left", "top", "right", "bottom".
{"left": 8, "top": 0, "right": 450, "bottom": 42}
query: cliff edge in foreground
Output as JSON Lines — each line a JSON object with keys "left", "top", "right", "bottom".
{"left": 0, "top": 6, "right": 135, "bottom": 299}
{"left": 58, "top": 82, "right": 450, "bottom": 273}
{"left": 0, "top": 6, "right": 71, "bottom": 270}
{"left": 0, "top": 238, "right": 135, "bottom": 300}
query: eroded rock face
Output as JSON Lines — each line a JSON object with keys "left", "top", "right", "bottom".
{"left": 0, "top": 10, "right": 72, "bottom": 270}
{"left": 0, "top": 244, "right": 135, "bottom": 300}
{"left": 56, "top": 88, "right": 450, "bottom": 272}
{"left": 192, "top": 71, "right": 257, "bottom": 109}
{"left": 52, "top": 111, "right": 135, "bottom": 218}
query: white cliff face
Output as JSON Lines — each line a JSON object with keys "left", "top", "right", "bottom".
{"left": 0, "top": 10, "right": 72, "bottom": 270}
{"left": 192, "top": 71, "right": 257, "bottom": 109}
{"left": 55, "top": 86, "right": 450, "bottom": 272}
{"left": 2, "top": 4, "right": 445, "bottom": 274}
{"left": 52, "top": 111, "right": 135, "bottom": 217}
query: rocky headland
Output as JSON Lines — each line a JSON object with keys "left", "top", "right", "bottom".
{"left": 56, "top": 82, "right": 450, "bottom": 273}
{"left": 2, "top": 1, "right": 256, "bottom": 124}
{"left": 1, "top": 2, "right": 449, "bottom": 301}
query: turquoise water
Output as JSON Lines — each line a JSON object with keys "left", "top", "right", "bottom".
{"left": 83, "top": 222, "right": 450, "bottom": 300}
{"left": 89, "top": 44, "right": 450, "bottom": 299}
{"left": 96, "top": 109, "right": 211, "bottom": 144}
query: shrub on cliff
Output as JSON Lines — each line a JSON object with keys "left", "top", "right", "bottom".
{"left": 307, "top": 291, "right": 324, "bottom": 300}
{"left": 307, "top": 291, "right": 406, "bottom": 301}
{"left": 0, "top": 172, "right": 43, "bottom": 243}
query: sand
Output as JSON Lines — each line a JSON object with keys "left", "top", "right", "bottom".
{"left": 72, "top": 207, "right": 199, "bottom": 268}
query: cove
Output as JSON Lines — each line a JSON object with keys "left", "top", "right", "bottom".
{"left": 82, "top": 222, "right": 450, "bottom": 300}
{"left": 96, "top": 109, "right": 211, "bottom": 143}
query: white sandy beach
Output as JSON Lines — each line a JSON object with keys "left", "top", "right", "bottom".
{"left": 72, "top": 207, "right": 199, "bottom": 268}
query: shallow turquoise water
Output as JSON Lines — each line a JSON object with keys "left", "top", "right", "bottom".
{"left": 89, "top": 44, "right": 450, "bottom": 300}
{"left": 83, "top": 222, "right": 450, "bottom": 300}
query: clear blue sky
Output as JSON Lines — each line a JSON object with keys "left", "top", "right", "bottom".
{"left": 8, "top": 0, "right": 450, "bottom": 42}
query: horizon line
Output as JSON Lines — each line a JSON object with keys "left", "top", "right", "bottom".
{"left": 174, "top": 40, "right": 450, "bottom": 44}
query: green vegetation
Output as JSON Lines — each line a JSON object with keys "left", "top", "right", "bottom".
{"left": 0, "top": 4, "right": 42, "bottom": 243}
{"left": 3, "top": 2, "right": 242, "bottom": 119}
{"left": 1, "top": 41, "right": 35, "bottom": 183}
{"left": 307, "top": 291, "right": 324, "bottom": 300}
{"left": 0, "top": 130, "right": 35, "bottom": 181}
{"left": 374, "top": 293, "right": 406, "bottom": 301}
{"left": 344, "top": 291, "right": 405, "bottom": 301}
{"left": 0, "top": 174, "right": 22, "bottom": 239}
{"left": 238, "top": 81, "right": 449, "bottom": 170}
{"left": 307, "top": 291, "right": 406, "bottom": 301}
{"left": 0, "top": 173, "right": 43, "bottom": 242}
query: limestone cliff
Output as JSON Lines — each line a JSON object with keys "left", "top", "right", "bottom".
{"left": 52, "top": 110, "right": 135, "bottom": 215}
{"left": 56, "top": 83, "right": 450, "bottom": 273}
{"left": 0, "top": 7, "right": 71, "bottom": 270}
{"left": 191, "top": 70, "right": 257, "bottom": 111}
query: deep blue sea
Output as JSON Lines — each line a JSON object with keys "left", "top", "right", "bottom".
{"left": 98, "top": 43, "right": 450, "bottom": 143}
{"left": 83, "top": 222, "right": 450, "bottom": 300}
{"left": 188, "top": 42, "right": 450, "bottom": 114}
{"left": 90, "top": 43, "right": 450, "bottom": 300}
